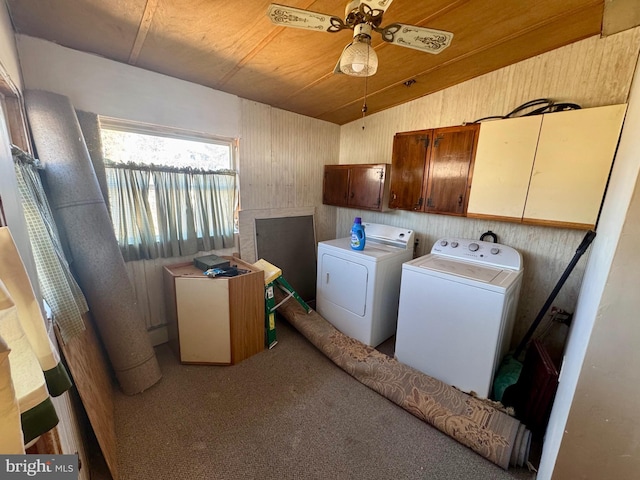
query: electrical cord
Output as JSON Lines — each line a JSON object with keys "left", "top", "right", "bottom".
{"left": 471, "top": 98, "right": 581, "bottom": 123}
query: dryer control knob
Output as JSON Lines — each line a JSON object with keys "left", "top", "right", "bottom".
{"left": 440, "top": 240, "right": 448, "bottom": 247}
{"left": 451, "top": 241, "right": 459, "bottom": 248}
{"left": 468, "top": 243, "right": 479, "bottom": 252}
{"left": 490, "top": 247, "right": 500, "bottom": 255}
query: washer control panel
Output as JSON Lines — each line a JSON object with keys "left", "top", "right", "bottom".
{"left": 430, "top": 238, "right": 522, "bottom": 270}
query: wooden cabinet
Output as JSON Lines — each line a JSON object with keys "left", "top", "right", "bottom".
{"left": 467, "top": 104, "right": 627, "bottom": 229}
{"left": 389, "top": 124, "right": 479, "bottom": 215}
{"left": 322, "top": 163, "right": 390, "bottom": 211}
{"left": 163, "top": 257, "right": 265, "bottom": 365}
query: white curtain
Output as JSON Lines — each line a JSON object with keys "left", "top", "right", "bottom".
{"left": 105, "top": 163, "right": 237, "bottom": 261}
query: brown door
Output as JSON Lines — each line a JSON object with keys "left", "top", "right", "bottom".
{"left": 322, "top": 165, "right": 349, "bottom": 206}
{"left": 423, "top": 125, "right": 479, "bottom": 215}
{"left": 389, "top": 131, "right": 430, "bottom": 211}
{"left": 348, "top": 165, "right": 384, "bottom": 210}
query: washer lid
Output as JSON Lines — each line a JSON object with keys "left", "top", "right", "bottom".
{"left": 319, "top": 237, "right": 411, "bottom": 261}
{"left": 413, "top": 256, "right": 503, "bottom": 283}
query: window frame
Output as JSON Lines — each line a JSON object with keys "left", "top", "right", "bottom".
{"left": 98, "top": 116, "right": 238, "bottom": 171}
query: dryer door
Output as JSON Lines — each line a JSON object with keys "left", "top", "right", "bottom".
{"left": 319, "top": 253, "right": 368, "bottom": 316}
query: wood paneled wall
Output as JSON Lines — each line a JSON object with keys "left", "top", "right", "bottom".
{"left": 239, "top": 99, "right": 341, "bottom": 243}
{"left": 337, "top": 28, "right": 640, "bottom": 347}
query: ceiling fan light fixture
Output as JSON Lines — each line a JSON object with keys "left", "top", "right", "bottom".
{"left": 340, "top": 40, "right": 378, "bottom": 76}
{"left": 339, "top": 24, "right": 378, "bottom": 77}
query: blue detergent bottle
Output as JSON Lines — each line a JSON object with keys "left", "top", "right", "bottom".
{"left": 350, "top": 217, "right": 366, "bottom": 250}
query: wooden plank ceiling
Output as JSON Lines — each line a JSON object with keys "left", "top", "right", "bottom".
{"left": 6, "top": 0, "right": 608, "bottom": 125}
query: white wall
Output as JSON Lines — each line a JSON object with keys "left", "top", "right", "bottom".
{"left": 16, "top": 35, "right": 240, "bottom": 138}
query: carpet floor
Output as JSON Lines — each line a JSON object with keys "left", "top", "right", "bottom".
{"left": 95, "top": 318, "right": 537, "bottom": 480}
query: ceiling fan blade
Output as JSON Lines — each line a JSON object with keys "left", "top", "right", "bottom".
{"left": 381, "top": 23, "right": 453, "bottom": 54}
{"left": 359, "top": 0, "right": 394, "bottom": 15}
{"left": 267, "top": 3, "right": 346, "bottom": 32}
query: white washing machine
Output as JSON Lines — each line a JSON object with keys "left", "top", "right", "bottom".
{"left": 395, "top": 238, "right": 523, "bottom": 398}
{"left": 316, "top": 223, "right": 415, "bottom": 347}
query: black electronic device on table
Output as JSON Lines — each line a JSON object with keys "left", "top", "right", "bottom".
{"left": 193, "top": 254, "right": 230, "bottom": 271}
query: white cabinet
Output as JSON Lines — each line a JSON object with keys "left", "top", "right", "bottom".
{"left": 163, "top": 258, "right": 265, "bottom": 365}
{"left": 466, "top": 116, "right": 541, "bottom": 220}
{"left": 467, "top": 104, "right": 627, "bottom": 228}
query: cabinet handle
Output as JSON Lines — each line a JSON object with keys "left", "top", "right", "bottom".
{"left": 326, "top": 273, "right": 329, "bottom": 284}
{"left": 350, "top": 191, "right": 355, "bottom": 199}
{"left": 458, "top": 194, "right": 463, "bottom": 206}
{"left": 414, "top": 197, "right": 424, "bottom": 210}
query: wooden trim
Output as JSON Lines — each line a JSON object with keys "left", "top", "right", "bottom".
{"left": 462, "top": 123, "right": 480, "bottom": 215}
{"left": 227, "top": 257, "right": 264, "bottom": 364}
{"left": 216, "top": 28, "right": 283, "bottom": 88}
{"left": 465, "top": 212, "right": 523, "bottom": 224}
{"left": 162, "top": 263, "right": 183, "bottom": 360}
{"left": 324, "top": 163, "right": 389, "bottom": 170}
{"left": 128, "top": 0, "right": 160, "bottom": 65}
{"left": 522, "top": 217, "right": 595, "bottom": 230}
{"left": 4, "top": 97, "right": 31, "bottom": 153}
{"left": 465, "top": 213, "right": 595, "bottom": 230}
{"left": 0, "top": 64, "right": 31, "bottom": 153}
{"left": 29, "top": 428, "right": 63, "bottom": 455}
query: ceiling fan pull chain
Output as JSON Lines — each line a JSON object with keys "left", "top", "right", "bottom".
{"left": 362, "top": 47, "right": 370, "bottom": 130}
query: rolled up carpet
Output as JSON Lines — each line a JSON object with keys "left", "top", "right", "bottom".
{"left": 274, "top": 290, "right": 531, "bottom": 470}
{"left": 24, "top": 90, "right": 161, "bottom": 395}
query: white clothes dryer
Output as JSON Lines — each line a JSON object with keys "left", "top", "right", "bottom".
{"left": 316, "top": 223, "right": 414, "bottom": 347}
{"left": 395, "top": 237, "right": 523, "bottom": 398}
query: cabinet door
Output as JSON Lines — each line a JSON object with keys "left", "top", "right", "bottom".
{"left": 348, "top": 165, "right": 385, "bottom": 210}
{"left": 389, "top": 131, "right": 429, "bottom": 211}
{"left": 323, "top": 166, "right": 349, "bottom": 206}
{"left": 467, "top": 116, "right": 542, "bottom": 220}
{"left": 523, "top": 104, "right": 627, "bottom": 227}
{"left": 423, "top": 125, "right": 479, "bottom": 215}
{"left": 175, "top": 277, "right": 231, "bottom": 364}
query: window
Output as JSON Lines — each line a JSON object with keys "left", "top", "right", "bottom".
{"left": 99, "top": 117, "right": 238, "bottom": 261}
{"left": 100, "top": 118, "right": 235, "bottom": 170}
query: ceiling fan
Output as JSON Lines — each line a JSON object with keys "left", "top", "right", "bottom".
{"left": 266, "top": 0, "right": 453, "bottom": 77}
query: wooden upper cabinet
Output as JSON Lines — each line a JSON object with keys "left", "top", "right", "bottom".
{"left": 424, "top": 125, "right": 479, "bottom": 215}
{"left": 348, "top": 165, "right": 386, "bottom": 210}
{"left": 323, "top": 166, "right": 349, "bottom": 206}
{"left": 322, "top": 164, "right": 390, "bottom": 211}
{"left": 390, "top": 124, "right": 479, "bottom": 215}
{"left": 389, "top": 131, "right": 429, "bottom": 210}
